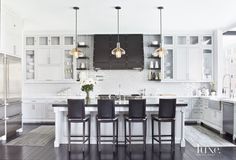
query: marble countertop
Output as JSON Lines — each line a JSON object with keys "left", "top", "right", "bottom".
{"left": 22, "top": 95, "right": 236, "bottom": 104}
{"left": 52, "top": 98, "right": 188, "bottom": 107}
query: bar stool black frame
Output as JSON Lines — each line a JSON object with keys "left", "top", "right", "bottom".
{"left": 151, "top": 99, "right": 176, "bottom": 153}
{"left": 96, "top": 99, "right": 119, "bottom": 153}
{"left": 124, "top": 99, "right": 147, "bottom": 153}
{"left": 67, "top": 99, "right": 91, "bottom": 153}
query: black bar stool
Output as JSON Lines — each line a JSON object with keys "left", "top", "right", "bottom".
{"left": 67, "top": 99, "right": 91, "bottom": 152}
{"left": 151, "top": 99, "right": 176, "bottom": 153}
{"left": 124, "top": 99, "right": 147, "bottom": 152}
{"left": 96, "top": 99, "right": 119, "bottom": 152}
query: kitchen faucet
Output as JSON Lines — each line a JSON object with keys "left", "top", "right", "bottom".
{"left": 222, "top": 74, "right": 233, "bottom": 98}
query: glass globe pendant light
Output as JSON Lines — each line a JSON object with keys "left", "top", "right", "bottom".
{"left": 153, "top": 6, "right": 166, "bottom": 58}
{"left": 111, "top": 6, "right": 125, "bottom": 59}
{"left": 70, "top": 7, "right": 83, "bottom": 58}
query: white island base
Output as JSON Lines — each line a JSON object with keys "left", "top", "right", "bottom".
{"left": 53, "top": 106, "right": 186, "bottom": 148}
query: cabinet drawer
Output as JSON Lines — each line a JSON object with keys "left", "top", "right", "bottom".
{"left": 208, "top": 100, "right": 221, "bottom": 111}
{"left": 191, "top": 109, "right": 202, "bottom": 119}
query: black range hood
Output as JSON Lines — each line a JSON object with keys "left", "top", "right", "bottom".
{"left": 93, "top": 34, "right": 144, "bottom": 70}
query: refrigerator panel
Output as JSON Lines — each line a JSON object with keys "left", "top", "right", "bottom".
{"left": 0, "top": 54, "right": 5, "bottom": 105}
{"left": 6, "top": 55, "right": 21, "bottom": 101}
{"left": 6, "top": 114, "right": 22, "bottom": 137}
{"left": 0, "top": 119, "right": 5, "bottom": 137}
{"left": 6, "top": 101, "right": 21, "bottom": 117}
{"left": 0, "top": 106, "right": 4, "bottom": 119}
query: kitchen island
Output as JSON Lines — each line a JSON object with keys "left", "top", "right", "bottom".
{"left": 52, "top": 98, "right": 187, "bottom": 148}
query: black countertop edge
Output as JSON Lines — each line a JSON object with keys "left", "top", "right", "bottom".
{"left": 52, "top": 103, "right": 188, "bottom": 107}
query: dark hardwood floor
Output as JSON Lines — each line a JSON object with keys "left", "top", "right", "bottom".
{"left": 0, "top": 125, "right": 236, "bottom": 160}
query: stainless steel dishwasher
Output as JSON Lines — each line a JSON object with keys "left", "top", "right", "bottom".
{"left": 223, "top": 102, "right": 234, "bottom": 135}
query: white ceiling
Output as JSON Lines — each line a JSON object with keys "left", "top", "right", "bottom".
{"left": 3, "top": 0, "right": 236, "bottom": 34}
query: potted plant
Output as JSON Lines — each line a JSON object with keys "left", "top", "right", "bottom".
{"left": 210, "top": 82, "right": 216, "bottom": 96}
{"left": 81, "top": 78, "right": 96, "bottom": 103}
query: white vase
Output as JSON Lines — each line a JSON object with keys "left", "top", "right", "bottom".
{"left": 150, "top": 61, "right": 154, "bottom": 68}
{"left": 155, "top": 61, "right": 159, "bottom": 68}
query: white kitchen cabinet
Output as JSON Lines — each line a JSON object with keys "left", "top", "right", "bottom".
{"left": 45, "top": 103, "right": 55, "bottom": 119}
{"left": 176, "top": 36, "right": 187, "bottom": 45}
{"left": 22, "top": 102, "right": 55, "bottom": 123}
{"left": 25, "top": 37, "right": 35, "bottom": 46}
{"left": 163, "top": 34, "right": 213, "bottom": 82}
{"left": 175, "top": 47, "right": 202, "bottom": 81}
{"left": 175, "top": 47, "right": 188, "bottom": 80}
{"left": 163, "top": 49, "right": 174, "bottom": 79}
{"left": 185, "top": 98, "right": 203, "bottom": 122}
{"left": 22, "top": 103, "right": 45, "bottom": 120}
{"left": 50, "top": 48, "right": 62, "bottom": 65}
{"left": 64, "top": 50, "right": 74, "bottom": 80}
{"left": 163, "top": 35, "right": 174, "bottom": 46}
{"left": 202, "top": 49, "right": 213, "bottom": 81}
{"left": 36, "top": 48, "right": 62, "bottom": 65}
{"left": 37, "top": 48, "right": 50, "bottom": 65}
{"left": 202, "top": 36, "right": 212, "bottom": 46}
{"left": 24, "top": 34, "right": 77, "bottom": 83}
{"left": 35, "top": 48, "right": 63, "bottom": 80}
{"left": 189, "top": 36, "right": 199, "bottom": 46}
{"left": 188, "top": 47, "right": 202, "bottom": 81}
{"left": 201, "top": 99, "right": 223, "bottom": 132}
{"left": 25, "top": 50, "right": 35, "bottom": 80}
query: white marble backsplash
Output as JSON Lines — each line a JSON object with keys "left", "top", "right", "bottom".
{"left": 23, "top": 70, "right": 209, "bottom": 98}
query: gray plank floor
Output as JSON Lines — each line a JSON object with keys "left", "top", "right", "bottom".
{"left": 0, "top": 125, "right": 236, "bottom": 160}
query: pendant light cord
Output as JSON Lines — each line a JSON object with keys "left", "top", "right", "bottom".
{"left": 157, "top": 6, "right": 164, "bottom": 48}
{"left": 117, "top": 8, "right": 120, "bottom": 43}
{"left": 159, "top": 7, "right": 162, "bottom": 48}
{"left": 75, "top": 8, "right": 78, "bottom": 48}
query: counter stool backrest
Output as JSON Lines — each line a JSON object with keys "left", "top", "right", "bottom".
{"left": 97, "top": 99, "right": 115, "bottom": 119}
{"left": 128, "top": 99, "right": 146, "bottom": 118}
{"left": 159, "top": 99, "right": 176, "bottom": 118}
{"left": 67, "top": 99, "right": 85, "bottom": 119}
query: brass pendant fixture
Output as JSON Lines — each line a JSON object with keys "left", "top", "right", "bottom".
{"left": 70, "top": 7, "right": 83, "bottom": 58}
{"left": 153, "top": 6, "right": 166, "bottom": 58}
{"left": 111, "top": 6, "right": 125, "bottom": 59}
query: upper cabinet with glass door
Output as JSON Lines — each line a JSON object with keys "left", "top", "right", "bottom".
{"left": 64, "top": 36, "right": 74, "bottom": 46}
{"left": 176, "top": 35, "right": 199, "bottom": 46}
{"left": 25, "top": 37, "right": 35, "bottom": 47}
{"left": 202, "top": 35, "right": 212, "bottom": 46}
{"left": 25, "top": 36, "right": 62, "bottom": 47}
{"left": 202, "top": 49, "right": 213, "bottom": 81}
{"left": 38, "top": 36, "right": 61, "bottom": 46}
{"left": 163, "top": 35, "right": 174, "bottom": 47}
{"left": 163, "top": 49, "right": 174, "bottom": 80}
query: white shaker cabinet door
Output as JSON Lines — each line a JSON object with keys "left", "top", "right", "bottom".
{"left": 22, "top": 103, "right": 45, "bottom": 119}
{"left": 49, "top": 48, "right": 62, "bottom": 65}
{"left": 36, "top": 48, "right": 50, "bottom": 65}
{"left": 175, "top": 47, "right": 188, "bottom": 80}
{"left": 188, "top": 48, "right": 202, "bottom": 81}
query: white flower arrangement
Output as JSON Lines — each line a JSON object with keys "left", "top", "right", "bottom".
{"left": 81, "top": 78, "right": 96, "bottom": 86}
{"left": 81, "top": 78, "right": 96, "bottom": 94}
